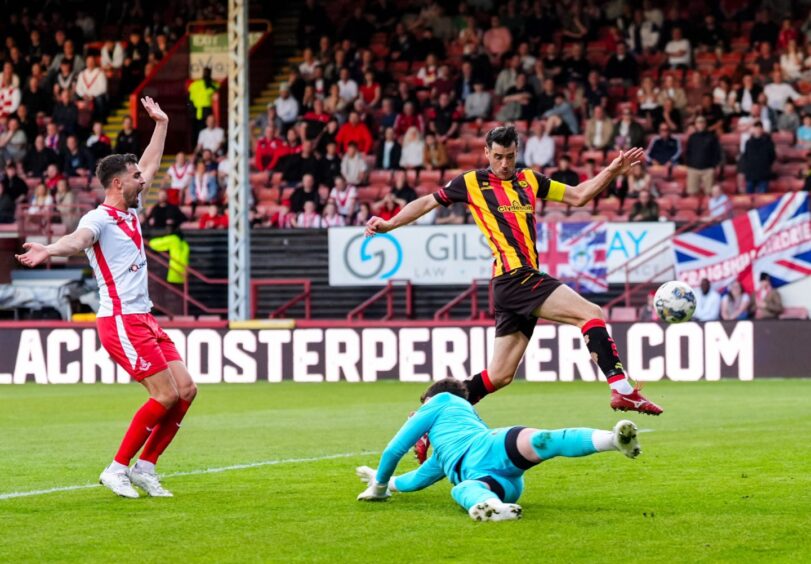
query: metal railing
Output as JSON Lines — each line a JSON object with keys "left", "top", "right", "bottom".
{"left": 347, "top": 279, "right": 413, "bottom": 321}
{"left": 434, "top": 279, "right": 493, "bottom": 321}
{"left": 250, "top": 278, "right": 312, "bottom": 319}
{"left": 145, "top": 248, "right": 227, "bottom": 317}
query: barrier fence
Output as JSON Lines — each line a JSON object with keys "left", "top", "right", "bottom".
{"left": 1, "top": 319, "right": 805, "bottom": 384}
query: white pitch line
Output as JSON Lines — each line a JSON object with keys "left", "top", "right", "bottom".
{"left": 0, "top": 451, "right": 375, "bottom": 501}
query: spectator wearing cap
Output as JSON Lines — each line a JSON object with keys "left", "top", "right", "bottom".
{"left": 274, "top": 83, "right": 300, "bottom": 132}
{"left": 336, "top": 111, "right": 373, "bottom": 155}
{"left": 740, "top": 121, "right": 775, "bottom": 194}
{"left": 684, "top": 116, "right": 722, "bottom": 195}
{"left": 646, "top": 124, "right": 681, "bottom": 166}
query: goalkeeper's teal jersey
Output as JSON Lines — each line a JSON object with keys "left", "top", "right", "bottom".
{"left": 375, "top": 393, "right": 492, "bottom": 485}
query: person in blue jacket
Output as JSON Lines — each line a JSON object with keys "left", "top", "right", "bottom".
{"left": 356, "top": 378, "right": 642, "bottom": 521}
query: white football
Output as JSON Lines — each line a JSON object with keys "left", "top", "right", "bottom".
{"left": 654, "top": 281, "right": 697, "bottom": 323}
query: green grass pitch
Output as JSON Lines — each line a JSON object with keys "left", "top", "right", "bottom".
{"left": 1, "top": 381, "right": 810, "bottom": 563}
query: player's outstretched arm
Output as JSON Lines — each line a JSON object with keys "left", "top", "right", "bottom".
{"left": 562, "top": 147, "right": 645, "bottom": 207}
{"left": 138, "top": 96, "right": 169, "bottom": 186}
{"left": 15, "top": 228, "right": 96, "bottom": 267}
{"left": 365, "top": 194, "right": 440, "bottom": 236}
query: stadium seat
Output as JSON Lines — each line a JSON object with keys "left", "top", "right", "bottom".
{"left": 610, "top": 307, "right": 638, "bottom": 322}
{"left": 597, "top": 197, "right": 622, "bottom": 213}
{"left": 658, "top": 180, "right": 683, "bottom": 195}
{"left": 368, "top": 170, "right": 392, "bottom": 185}
{"left": 675, "top": 196, "right": 703, "bottom": 212}
{"left": 779, "top": 307, "right": 809, "bottom": 320}
{"left": 419, "top": 169, "right": 442, "bottom": 186}
{"left": 672, "top": 209, "right": 699, "bottom": 223}
{"left": 569, "top": 210, "right": 594, "bottom": 222}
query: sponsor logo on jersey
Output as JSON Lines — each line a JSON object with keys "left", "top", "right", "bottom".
{"left": 137, "top": 357, "right": 152, "bottom": 372}
{"left": 497, "top": 200, "right": 534, "bottom": 214}
{"left": 129, "top": 259, "right": 147, "bottom": 272}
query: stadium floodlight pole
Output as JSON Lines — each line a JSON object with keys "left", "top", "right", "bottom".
{"left": 227, "top": 0, "right": 251, "bottom": 321}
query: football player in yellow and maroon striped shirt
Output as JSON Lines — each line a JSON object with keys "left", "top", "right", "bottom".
{"left": 366, "top": 125, "right": 662, "bottom": 442}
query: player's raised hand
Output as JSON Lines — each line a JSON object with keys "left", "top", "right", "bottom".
{"left": 607, "top": 147, "right": 645, "bottom": 176}
{"left": 365, "top": 216, "right": 392, "bottom": 237}
{"left": 15, "top": 242, "right": 49, "bottom": 268}
{"left": 141, "top": 96, "right": 168, "bottom": 123}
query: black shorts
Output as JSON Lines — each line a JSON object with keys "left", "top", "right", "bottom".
{"left": 491, "top": 267, "right": 563, "bottom": 339}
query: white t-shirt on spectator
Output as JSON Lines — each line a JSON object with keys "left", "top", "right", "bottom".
{"left": 763, "top": 82, "right": 800, "bottom": 112}
{"left": 274, "top": 96, "right": 299, "bottom": 124}
{"left": 337, "top": 79, "right": 359, "bottom": 104}
{"left": 694, "top": 288, "right": 721, "bottom": 321}
{"left": 524, "top": 135, "right": 555, "bottom": 168}
{"left": 197, "top": 126, "right": 225, "bottom": 152}
{"left": 665, "top": 39, "right": 691, "bottom": 66}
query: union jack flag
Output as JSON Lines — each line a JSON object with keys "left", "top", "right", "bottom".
{"left": 536, "top": 221, "right": 608, "bottom": 293}
{"left": 673, "top": 192, "right": 811, "bottom": 292}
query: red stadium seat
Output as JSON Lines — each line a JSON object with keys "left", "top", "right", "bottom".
{"left": 368, "top": 170, "right": 393, "bottom": 185}
{"left": 672, "top": 209, "right": 699, "bottom": 222}
{"left": 752, "top": 194, "right": 780, "bottom": 208}
{"left": 610, "top": 307, "right": 638, "bottom": 322}
{"left": 419, "top": 169, "right": 442, "bottom": 186}
{"left": 779, "top": 307, "right": 809, "bottom": 320}
{"left": 675, "top": 196, "right": 703, "bottom": 212}
{"left": 597, "top": 197, "right": 622, "bottom": 212}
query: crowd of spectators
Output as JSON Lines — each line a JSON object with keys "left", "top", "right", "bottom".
{"left": 242, "top": 0, "right": 811, "bottom": 229}
{"left": 0, "top": 1, "right": 227, "bottom": 227}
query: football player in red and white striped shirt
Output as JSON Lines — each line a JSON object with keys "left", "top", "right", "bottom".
{"left": 16, "top": 97, "right": 197, "bottom": 499}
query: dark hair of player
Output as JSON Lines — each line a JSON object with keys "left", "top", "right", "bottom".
{"left": 485, "top": 125, "right": 518, "bottom": 149}
{"left": 420, "top": 377, "right": 469, "bottom": 403}
{"left": 96, "top": 153, "right": 139, "bottom": 188}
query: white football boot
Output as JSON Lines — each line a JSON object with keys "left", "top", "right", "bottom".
{"left": 468, "top": 499, "right": 523, "bottom": 522}
{"left": 99, "top": 467, "right": 139, "bottom": 498}
{"left": 129, "top": 466, "right": 174, "bottom": 497}
{"left": 612, "top": 419, "right": 642, "bottom": 459}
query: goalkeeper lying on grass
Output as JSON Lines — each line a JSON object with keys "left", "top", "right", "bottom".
{"left": 356, "top": 378, "right": 642, "bottom": 521}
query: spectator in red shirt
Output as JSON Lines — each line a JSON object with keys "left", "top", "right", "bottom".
{"left": 359, "top": 70, "right": 381, "bottom": 107}
{"left": 373, "top": 190, "right": 402, "bottom": 221}
{"left": 198, "top": 204, "right": 229, "bottom": 229}
{"left": 393, "top": 101, "right": 425, "bottom": 137}
{"left": 335, "top": 110, "right": 373, "bottom": 154}
{"left": 301, "top": 98, "right": 331, "bottom": 139}
{"left": 255, "top": 125, "right": 284, "bottom": 171}
{"left": 777, "top": 18, "right": 798, "bottom": 51}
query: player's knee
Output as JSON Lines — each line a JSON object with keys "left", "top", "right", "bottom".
{"left": 580, "top": 302, "right": 605, "bottom": 324}
{"left": 179, "top": 381, "right": 198, "bottom": 402}
{"left": 154, "top": 388, "right": 180, "bottom": 408}
{"left": 489, "top": 369, "right": 515, "bottom": 387}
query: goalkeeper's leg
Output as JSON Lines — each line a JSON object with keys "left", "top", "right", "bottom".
{"left": 451, "top": 477, "right": 523, "bottom": 522}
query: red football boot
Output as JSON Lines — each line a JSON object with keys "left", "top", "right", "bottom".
{"left": 413, "top": 434, "right": 431, "bottom": 464}
{"left": 610, "top": 388, "right": 663, "bottom": 416}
